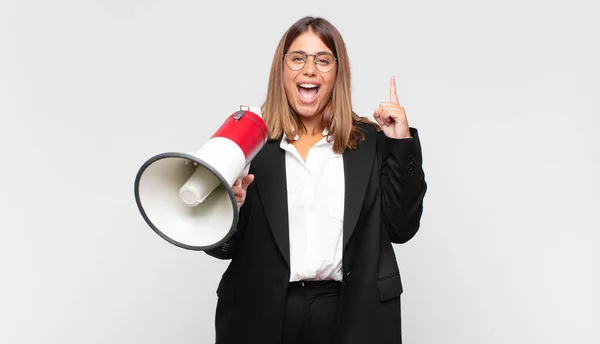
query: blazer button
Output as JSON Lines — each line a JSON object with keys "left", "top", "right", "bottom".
{"left": 344, "top": 270, "right": 352, "bottom": 282}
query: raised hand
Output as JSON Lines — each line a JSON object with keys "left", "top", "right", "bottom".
{"left": 373, "top": 76, "right": 411, "bottom": 139}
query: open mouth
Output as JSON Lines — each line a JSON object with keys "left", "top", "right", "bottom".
{"left": 297, "top": 83, "right": 320, "bottom": 104}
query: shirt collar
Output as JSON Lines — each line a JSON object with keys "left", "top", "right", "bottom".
{"left": 280, "top": 128, "right": 331, "bottom": 150}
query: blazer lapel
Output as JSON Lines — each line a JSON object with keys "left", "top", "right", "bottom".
{"left": 342, "top": 134, "right": 376, "bottom": 250}
{"left": 252, "top": 140, "right": 290, "bottom": 268}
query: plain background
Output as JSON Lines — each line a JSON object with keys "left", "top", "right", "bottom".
{"left": 1, "top": 0, "right": 598, "bottom": 343}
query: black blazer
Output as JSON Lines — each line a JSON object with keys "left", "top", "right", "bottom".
{"left": 207, "top": 123, "right": 427, "bottom": 344}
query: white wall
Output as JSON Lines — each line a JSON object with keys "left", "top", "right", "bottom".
{"left": 1, "top": 0, "right": 598, "bottom": 343}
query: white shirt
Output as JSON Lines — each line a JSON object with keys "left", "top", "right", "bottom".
{"left": 280, "top": 130, "right": 345, "bottom": 282}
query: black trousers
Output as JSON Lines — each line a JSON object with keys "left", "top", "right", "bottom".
{"left": 281, "top": 280, "right": 342, "bottom": 344}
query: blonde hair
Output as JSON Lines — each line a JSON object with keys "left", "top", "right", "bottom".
{"left": 261, "top": 16, "right": 378, "bottom": 153}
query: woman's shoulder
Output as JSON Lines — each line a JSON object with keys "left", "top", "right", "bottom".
{"left": 357, "top": 121, "right": 381, "bottom": 134}
{"left": 353, "top": 117, "right": 383, "bottom": 141}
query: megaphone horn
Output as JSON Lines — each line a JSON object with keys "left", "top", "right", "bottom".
{"left": 134, "top": 106, "right": 267, "bottom": 251}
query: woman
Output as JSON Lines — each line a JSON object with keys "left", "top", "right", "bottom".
{"left": 206, "top": 16, "right": 427, "bottom": 344}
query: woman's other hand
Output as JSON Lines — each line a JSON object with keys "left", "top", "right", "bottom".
{"left": 233, "top": 174, "right": 255, "bottom": 208}
{"left": 373, "top": 76, "right": 412, "bottom": 139}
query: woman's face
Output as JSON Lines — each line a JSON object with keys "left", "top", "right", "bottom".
{"left": 283, "top": 31, "right": 337, "bottom": 121}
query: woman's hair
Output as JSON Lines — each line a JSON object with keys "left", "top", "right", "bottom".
{"left": 261, "top": 16, "right": 378, "bottom": 153}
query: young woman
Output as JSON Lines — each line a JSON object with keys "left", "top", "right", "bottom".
{"left": 207, "top": 16, "right": 427, "bottom": 344}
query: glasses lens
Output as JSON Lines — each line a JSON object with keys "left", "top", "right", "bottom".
{"left": 285, "top": 52, "right": 306, "bottom": 71}
{"left": 315, "top": 54, "right": 335, "bottom": 73}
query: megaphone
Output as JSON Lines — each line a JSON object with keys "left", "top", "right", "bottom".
{"left": 134, "top": 106, "right": 267, "bottom": 250}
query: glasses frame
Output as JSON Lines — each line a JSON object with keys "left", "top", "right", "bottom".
{"left": 283, "top": 50, "right": 338, "bottom": 73}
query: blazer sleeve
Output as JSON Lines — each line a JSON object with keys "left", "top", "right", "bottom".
{"left": 204, "top": 182, "right": 253, "bottom": 260}
{"left": 380, "top": 127, "right": 427, "bottom": 243}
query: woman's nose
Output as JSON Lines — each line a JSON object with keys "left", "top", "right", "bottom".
{"left": 302, "top": 56, "right": 317, "bottom": 75}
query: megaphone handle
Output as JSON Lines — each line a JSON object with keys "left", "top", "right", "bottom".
{"left": 237, "top": 163, "right": 251, "bottom": 181}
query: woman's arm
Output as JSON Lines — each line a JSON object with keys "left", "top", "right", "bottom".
{"left": 380, "top": 128, "right": 427, "bottom": 243}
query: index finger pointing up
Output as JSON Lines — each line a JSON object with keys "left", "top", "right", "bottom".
{"left": 390, "top": 76, "right": 399, "bottom": 104}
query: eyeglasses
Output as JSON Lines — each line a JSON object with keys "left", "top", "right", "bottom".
{"left": 284, "top": 51, "right": 337, "bottom": 73}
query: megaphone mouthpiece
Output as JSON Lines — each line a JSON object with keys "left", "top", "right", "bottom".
{"left": 179, "top": 165, "right": 221, "bottom": 206}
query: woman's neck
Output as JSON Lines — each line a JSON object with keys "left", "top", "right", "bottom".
{"left": 299, "top": 116, "right": 324, "bottom": 137}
